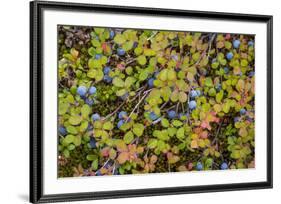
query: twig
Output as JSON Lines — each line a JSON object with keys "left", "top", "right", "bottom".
{"left": 162, "top": 105, "right": 176, "bottom": 112}
{"left": 95, "top": 158, "right": 110, "bottom": 175}
{"left": 126, "top": 91, "right": 150, "bottom": 121}
{"left": 103, "top": 100, "right": 126, "bottom": 121}
{"left": 176, "top": 102, "right": 180, "bottom": 114}
{"left": 147, "top": 31, "right": 158, "bottom": 41}
{"left": 125, "top": 58, "right": 136, "bottom": 66}
{"left": 207, "top": 34, "right": 216, "bottom": 58}
{"left": 160, "top": 101, "right": 168, "bottom": 109}
{"left": 212, "top": 120, "right": 223, "bottom": 145}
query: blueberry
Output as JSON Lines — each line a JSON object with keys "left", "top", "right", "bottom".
{"left": 117, "top": 120, "right": 125, "bottom": 129}
{"left": 226, "top": 52, "right": 233, "bottom": 60}
{"left": 221, "top": 162, "right": 228, "bottom": 170}
{"left": 248, "top": 41, "right": 254, "bottom": 47}
{"left": 188, "top": 100, "right": 197, "bottom": 110}
{"left": 58, "top": 126, "right": 67, "bottom": 136}
{"left": 110, "top": 30, "right": 115, "bottom": 39}
{"left": 91, "top": 113, "right": 100, "bottom": 121}
{"left": 179, "top": 112, "right": 189, "bottom": 120}
{"left": 88, "top": 86, "right": 97, "bottom": 95}
{"left": 117, "top": 48, "right": 125, "bottom": 56}
{"left": 120, "top": 93, "right": 129, "bottom": 101}
{"left": 87, "top": 124, "right": 93, "bottom": 131}
{"left": 224, "top": 67, "right": 229, "bottom": 74}
{"left": 234, "top": 117, "right": 240, "bottom": 123}
{"left": 85, "top": 98, "right": 94, "bottom": 106}
{"left": 96, "top": 170, "right": 102, "bottom": 176}
{"left": 154, "top": 71, "right": 160, "bottom": 77}
{"left": 171, "top": 54, "right": 178, "bottom": 61}
{"left": 118, "top": 111, "right": 127, "bottom": 119}
{"left": 240, "top": 108, "right": 246, "bottom": 115}
{"left": 215, "top": 84, "right": 222, "bottom": 91}
{"left": 167, "top": 110, "right": 177, "bottom": 119}
{"left": 196, "top": 162, "right": 203, "bottom": 171}
{"left": 104, "top": 75, "right": 112, "bottom": 83}
{"left": 113, "top": 168, "right": 119, "bottom": 175}
{"left": 77, "top": 86, "right": 87, "bottom": 96}
{"left": 133, "top": 42, "right": 138, "bottom": 48}
{"left": 149, "top": 112, "right": 158, "bottom": 121}
{"left": 103, "top": 66, "right": 111, "bottom": 75}
{"left": 95, "top": 54, "right": 102, "bottom": 60}
{"left": 196, "top": 90, "right": 201, "bottom": 97}
{"left": 233, "top": 39, "right": 241, "bottom": 49}
{"left": 148, "top": 78, "right": 155, "bottom": 88}
{"left": 90, "top": 137, "right": 96, "bottom": 148}
{"left": 190, "top": 90, "right": 198, "bottom": 99}
{"left": 248, "top": 71, "right": 255, "bottom": 77}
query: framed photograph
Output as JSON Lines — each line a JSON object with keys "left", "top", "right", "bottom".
{"left": 30, "top": 1, "right": 273, "bottom": 203}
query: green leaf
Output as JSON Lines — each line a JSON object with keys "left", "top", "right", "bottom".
{"left": 88, "top": 47, "right": 95, "bottom": 56}
{"left": 222, "top": 102, "right": 230, "bottom": 113}
{"left": 216, "top": 90, "right": 224, "bottom": 103}
{"left": 81, "top": 104, "right": 91, "bottom": 118}
{"left": 114, "top": 33, "right": 126, "bottom": 44}
{"left": 63, "top": 149, "right": 70, "bottom": 158}
{"left": 69, "top": 115, "right": 82, "bottom": 125}
{"left": 176, "top": 127, "right": 185, "bottom": 139}
{"left": 125, "top": 77, "right": 136, "bottom": 87}
{"left": 137, "top": 55, "right": 147, "bottom": 66}
{"left": 178, "top": 91, "right": 187, "bottom": 102}
{"left": 67, "top": 144, "right": 75, "bottom": 151}
{"left": 139, "top": 70, "right": 148, "bottom": 81}
{"left": 64, "top": 135, "right": 75, "bottom": 144}
{"left": 192, "top": 52, "right": 200, "bottom": 61}
{"left": 241, "top": 59, "right": 248, "bottom": 67}
{"left": 113, "top": 77, "right": 125, "bottom": 87}
{"left": 124, "top": 131, "right": 134, "bottom": 144}
{"left": 92, "top": 159, "right": 99, "bottom": 170}
{"left": 59, "top": 102, "right": 69, "bottom": 115}
{"left": 116, "top": 89, "right": 127, "bottom": 97}
{"left": 167, "top": 127, "right": 177, "bottom": 137}
{"left": 161, "top": 118, "right": 170, "bottom": 128}
{"left": 205, "top": 77, "right": 213, "bottom": 87}
{"left": 167, "top": 69, "right": 177, "bottom": 81}
{"left": 122, "top": 41, "right": 134, "bottom": 51}
{"left": 73, "top": 136, "right": 81, "bottom": 146}
{"left": 132, "top": 123, "right": 144, "bottom": 137}
{"left": 159, "top": 69, "right": 168, "bottom": 81}
{"left": 172, "top": 120, "right": 183, "bottom": 127}
{"left": 79, "top": 120, "right": 89, "bottom": 132}
{"left": 148, "top": 139, "right": 158, "bottom": 149}
{"left": 66, "top": 125, "right": 78, "bottom": 134}
{"left": 103, "top": 121, "right": 113, "bottom": 130}
{"left": 95, "top": 69, "right": 104, "bottom": 82}
{"left": 87, "top": 154, "right": 97, "bottom": 161}
{"left": 87, "top": 69, "right": 97, "bottom": 78}
{"left": 91, "top": 39, "right": 101, "bottom": 47}
{"left": 208, "top": 87, "right": 216, "bottom": 97}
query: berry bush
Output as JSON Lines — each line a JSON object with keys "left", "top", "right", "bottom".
{"left": 58, "top": 26, "right": 255, "bottom": 177}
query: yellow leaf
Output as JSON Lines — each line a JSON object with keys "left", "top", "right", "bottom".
{"left": 190, "top": 140, "right": 198, "bottom": 149}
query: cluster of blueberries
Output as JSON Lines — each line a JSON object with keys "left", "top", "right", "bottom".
{"left": 224, "top": 40, "right": 255, "bottom": 77}
{"left": 226, "top": 39, "right": 254, "bottom": 61}
{"left": 196, "top": 161, "right": 228, "bottom": 170}
{"left": 76, "top": 85, "right": 97, "bottom": 106}
{"left": 147, "top": 89, "right": 200, "bottom": 123}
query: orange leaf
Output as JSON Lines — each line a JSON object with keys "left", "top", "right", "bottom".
{"left": 117, "top": 152, "right": 129, "bottom": 164}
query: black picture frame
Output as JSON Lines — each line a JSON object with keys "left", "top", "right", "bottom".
{"left": 30, "top": 1, "right": 273, "bottom": 203}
